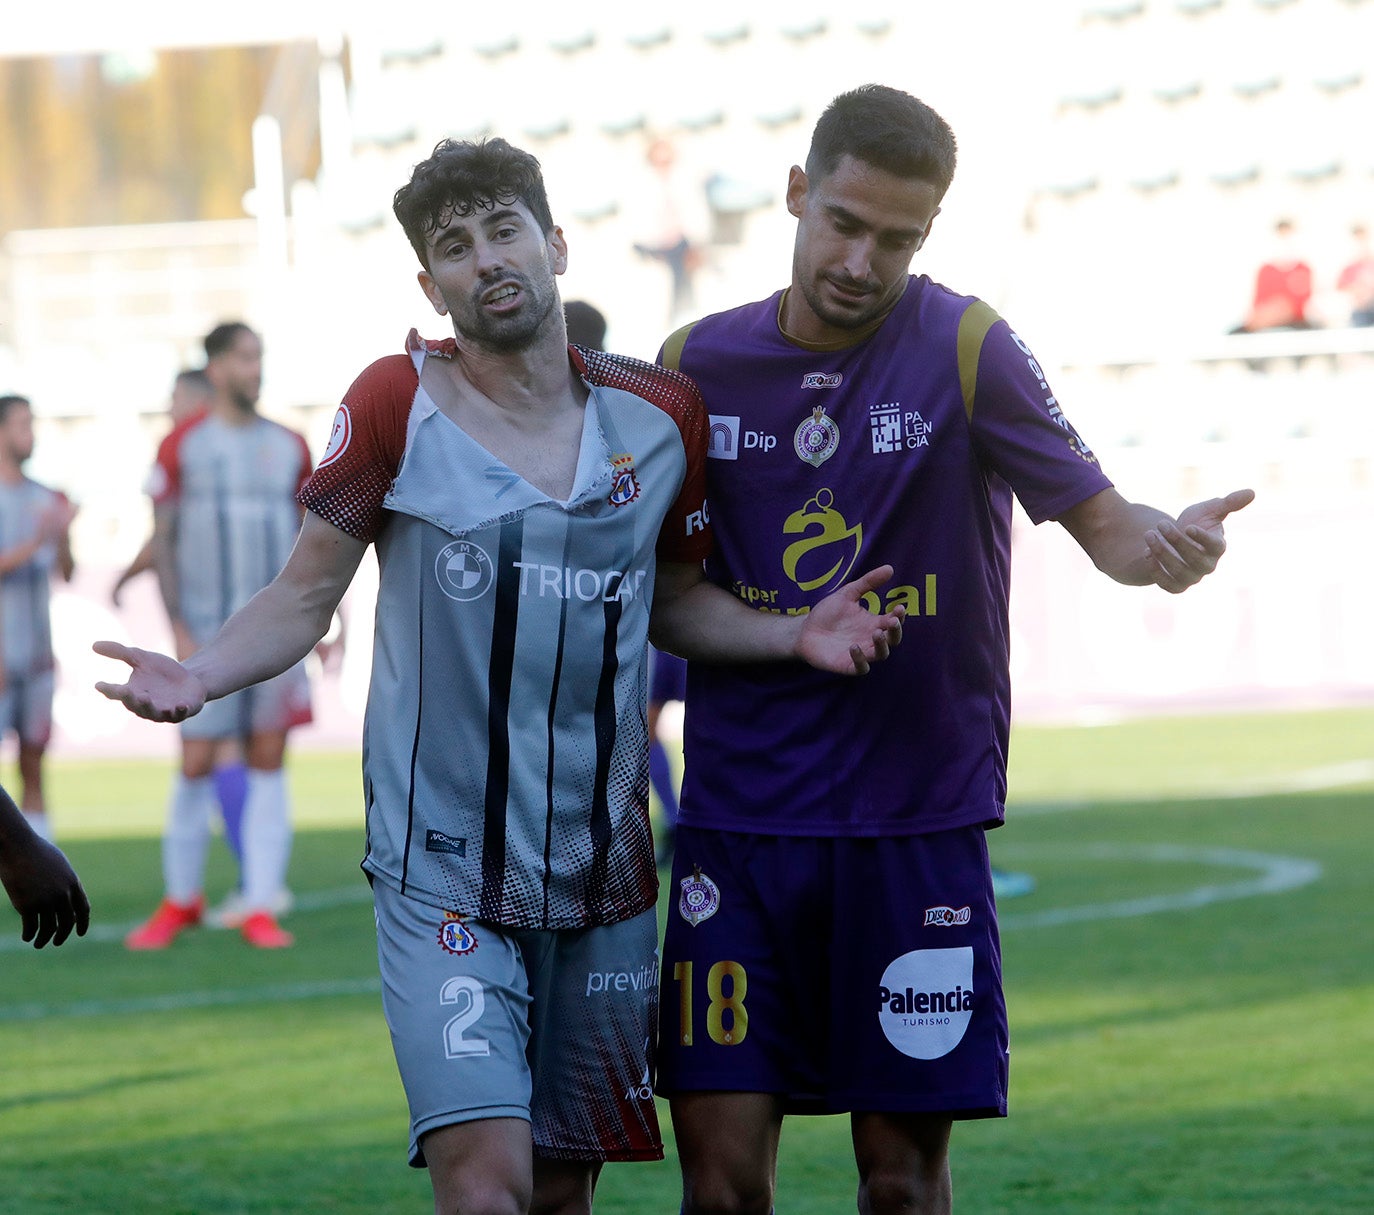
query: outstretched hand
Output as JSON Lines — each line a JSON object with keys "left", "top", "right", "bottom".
{"left": 92, "top": 640, "right": 208, "bottom": 723}
{"left": 0, "top": 835, "right": 90, "bottom": 949}
{"left": 796, "top": 565, "right": 904, "bottom": 675}
{"left": 1145, "top": 488, "right": 1255, "bottom": 594}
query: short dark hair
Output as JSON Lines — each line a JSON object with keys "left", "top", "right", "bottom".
{"left": 175, "top": 368, "right": 213, "bottom": 395}
{"left": 0, "top": 394, "right": 30, "bottom": 424}
{"left": 204, "top": 322, "right": 256, "bottom": 361}
{"left": 806, "top": 85, "right": 957, "bottom": 199}
{"left": 564, "top": 300, "right": 607, "bottom": 350}
{"left": 393, "top": 137, "right": 555, "bottom": 270}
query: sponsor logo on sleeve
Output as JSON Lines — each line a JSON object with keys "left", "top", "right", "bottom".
{"left": 924, "top": 905, "right": 972, "bottom": 927}
{"left": 878, "top": 947, "right": 975, "bottom": 1059}
{"left": 318, "top": 404, "right": 352, "bottom": 468}
{"left": 1009, "top": 331, "right": 1097, "bottom": 463}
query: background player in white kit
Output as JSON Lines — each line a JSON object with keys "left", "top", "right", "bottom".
{"left": 94, "top": 137, "right": 902, "bottom": 1215}
{"left": 123, "top": 322, "right": 314, "bottom": 951}
{"left": 0, "top": 393, "right": 76, "bottom": 843}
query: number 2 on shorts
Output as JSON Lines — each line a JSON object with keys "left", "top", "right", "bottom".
{"left": 440, "top": 975, "right": 491, "bottom": 1058}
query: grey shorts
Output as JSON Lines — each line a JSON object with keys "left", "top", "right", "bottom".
{"left": 181, "top": 662, "right": 311, "bottom": 741}
{"left": 371, "top": 880, "right": 663, "bottom": 1167}
{"left": 0, "top": 669, "right": 54, "bottom": 746}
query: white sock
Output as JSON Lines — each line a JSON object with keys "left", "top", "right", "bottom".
{"left": 163, "top": 775, "right": 215, "bottom": 904}
{"left": 241, "top": 768, "right": 292, "bottom": 913}
{"left": 22, "top": 810, "right": 52, "bottom": 842}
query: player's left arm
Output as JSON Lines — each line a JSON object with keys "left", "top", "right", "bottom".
{"left": 1058, "top": 486, "right": 1256, "bottom": 593}
{"left": 650, "top": 561, "right": 903, "bottom": 675}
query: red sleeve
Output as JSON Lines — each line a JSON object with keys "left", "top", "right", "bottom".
{"left": 148, "top": 415, "right": 203, "bottom": 506}
{"left": 572, "top": 348, "right": 713, "bottom": 564}
{"left": 297, "top": 355, "right": 416, "bottom": 542}
{"left": 655, "top": 382, "right": 713, "bottom": 565}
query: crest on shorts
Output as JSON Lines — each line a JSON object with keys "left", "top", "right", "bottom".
{"left": 437, "top": 911, "right": 479, "bottom": 955}
{"left": 678, "top": 866, "right": 720, "bottom": 927}
{"left": 794, "top": 405, "right": 840, "bottom": 468}
{"left": 608, "top": 452, "right": 641, "bottom": 506}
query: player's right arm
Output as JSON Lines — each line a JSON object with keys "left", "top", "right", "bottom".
{"left": 94, "top": 512, "right": 367, "bottom": 723}
{"left": 0, "top": 782, "right": 90, "bottom": 948}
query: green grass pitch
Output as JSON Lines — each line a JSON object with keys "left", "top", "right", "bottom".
{"left": 2, "top": 707, "right": 1371, "bottom": 1213}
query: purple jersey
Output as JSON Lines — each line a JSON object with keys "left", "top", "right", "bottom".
{"left": 661, "top": 277, "right": 1112, "bottom": 836}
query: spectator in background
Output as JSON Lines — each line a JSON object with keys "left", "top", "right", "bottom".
{"left": 123, "top": 322, "right": 314, "bottom": 951}
{"left": 1336, "top": 223, "right": 1374, "bottom": 328}
{"left": 112, "top": 367, "right": 250, "bottom": 918}
{"left": 563, "top": 299, "right": 608, "bottom": 350}
{"left": 0, "top": 779, "right": 88, "bottom": 947}
{"left": 631, "top": 137, "right": 706, "bottom": 326}
{"left": 0, "top": 394, "right": 76, "bottom": 843}
{"left": 1234, "top": 218, "right": 1314, "bottom": 333}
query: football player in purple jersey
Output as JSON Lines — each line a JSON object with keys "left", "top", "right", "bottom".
{"left": 656, "top": 84, "right": 1252, "bottom": 1215}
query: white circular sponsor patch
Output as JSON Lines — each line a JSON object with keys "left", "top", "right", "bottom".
{"left": 877, "top": 947, "right": 975, "bottom": 1060}
{"left": 435, "top": 539, "right": 495, "bottom": 601}
{"left": 318, "top": 404, "right": 352, "bottom": 468}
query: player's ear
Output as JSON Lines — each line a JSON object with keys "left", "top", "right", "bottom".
{"left": 417, "top": 270, "right": 448, "bottom": 316}
{"left": 916, "top": 208, "right": 941, "bottom": 252}
{"left": 785, "top": 165, "right": 809, "bottom": 219}
{"left": 548, "top": 225, "right": 568, "bottom": 276}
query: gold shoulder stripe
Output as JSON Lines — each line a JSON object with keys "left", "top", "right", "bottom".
{"left": 956, "top": 300, "right": 1001, "bottom": 421}
{"left": 659, "top": 321, "right": 697, "bottom": 372}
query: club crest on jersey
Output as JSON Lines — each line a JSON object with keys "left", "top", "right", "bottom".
{"left": 794, "top": 405, "right": 840, "bottom": 467}
{"left": 608, "top": 452, "right": 641, "bottom": 506}
{"left": 437, "top": 912, "right": 479, "bottom": 956}
{"left": 318, "top": 404, "right": 352, "bottom": 468}
{"left": 679, "top": 867, "right": 721, "bottom": 927}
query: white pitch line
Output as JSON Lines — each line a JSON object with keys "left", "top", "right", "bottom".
{"left": 1014, "top": 759, "right": 1374, "bottom": 815}
{"left": 1, "top": 846, "right": 1323, "bottom": 1021}
{"left": 998, "top": 843, "right": 1323, "bottom": 929}
{"left": 0, "top": 883, "right": 371, "bottom": 954}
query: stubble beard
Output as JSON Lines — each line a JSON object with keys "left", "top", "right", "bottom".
{"left": 462, "top": 273, "right": 560, "bottom": 353}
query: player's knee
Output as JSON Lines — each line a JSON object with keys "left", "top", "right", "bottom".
{"left": 858, "top": 1156, "right": 952, "bottom": 1215}
{"left": 431, "top": 1175, "right": 528, "bottom": 1215}
{"left": 682, "top": 1173, "right": 774, "bottom": 1215}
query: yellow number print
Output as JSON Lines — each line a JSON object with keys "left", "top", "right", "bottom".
{"left": 706, "top": 961, "right": 748, "bottom": 1046}
{"left": 673, "top": 960, "right": 750, "bottom": 1046}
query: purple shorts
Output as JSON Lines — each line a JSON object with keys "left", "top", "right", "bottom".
{"left": 649, "top": 647, "right": 687, "bottom": 705}
{"left": 657, "top": 825, "right": 1009, "bottom": 1118}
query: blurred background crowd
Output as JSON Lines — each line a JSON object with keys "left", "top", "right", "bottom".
{"left": 2, "top": 0, "right": 1371, "bottom": 763}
